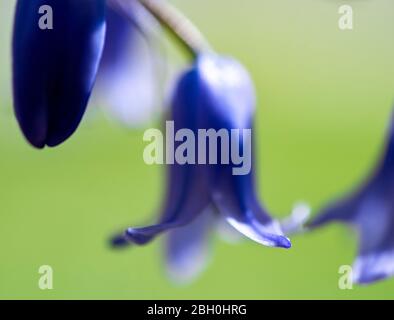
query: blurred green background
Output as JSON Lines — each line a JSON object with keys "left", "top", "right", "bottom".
{"left": 1, "top": 0, "right": 394, "bottom": 299}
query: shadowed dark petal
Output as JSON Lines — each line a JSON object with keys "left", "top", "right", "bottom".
{"left": 195, "top": 54, "right": 291, "bottom": 248}
{"left": 308, "top": 193, "right": 361, "bottom": 228}
{"left": 165, "top": 208, "right": 215, "bottom": 283}
{"left": 122, "top": 165, "right": 210, "bottom": 244}
{"left": 12, "top": 0, "right": 106, "bottom": 148}
{"left": 123, "top": 189, "right": 208, "bottom": 247}
{"left": 124, "top": 67, "right": 211, "bottom": 245}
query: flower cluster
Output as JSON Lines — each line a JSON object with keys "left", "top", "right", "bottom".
{"left": 10, "top": 0, "right": 394, "bottom": 284}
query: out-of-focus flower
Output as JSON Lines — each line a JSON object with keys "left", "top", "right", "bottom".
{"left": 309, "top": 112, "right": 394, "bottom": 284}
{"left": 12, "top": 0, "right": 106, "bottom": 148}
{"left": 95, "top": 0, "right": 163, "bottom": 127}
{"left": 113, "top": 54, "right": 291, "bottom": 281}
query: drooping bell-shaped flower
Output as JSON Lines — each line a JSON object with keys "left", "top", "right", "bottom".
{"left": 12, "top": 0, "right": 106, "bottom": 148}
{"left": 95, "top": 0, "right": 162, "bottom": 126}
{"left": 113, "top": 53, "right": 291, "bottom": 281}
{"left": 309, "top": 111, "right": 394, "bottom": 284}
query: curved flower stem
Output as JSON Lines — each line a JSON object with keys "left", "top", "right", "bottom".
{"left": 138, "top": 0, "right": 212, "bottom": 59}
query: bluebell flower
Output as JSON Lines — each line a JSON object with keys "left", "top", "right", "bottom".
{"left": 309, "top": 112, "right": 394, "bottom": 284}
{"left": 113, "top": 54, "right": 291, "bottom": 280}
{"left": 95, "top": 0, "right": 163, "bottom": 126}
{"left": 12, "top": 0, "right": 106, "bottom": 148}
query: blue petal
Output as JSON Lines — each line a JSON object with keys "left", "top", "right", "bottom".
{"left": 308, "top": 193, "right": 361, "bottom": 228}
{"left": 195, "top": 54, "right": 291, "bottom": 248}
{"left": 353, "top": 250, "right": 394, "bottom": 284}
{"left": 211, "top": 168, "right": 291, "bottom": 248}
{"left": 12, "top": 0, "right": 106, "bottom": 148}
{"left": 124, "top": 67, "right": 211, "bottom": 245}
{"left": 124, "top": 173, "right": 209, "bottom": 247}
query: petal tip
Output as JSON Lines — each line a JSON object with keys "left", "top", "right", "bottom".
{"left": 125, "top": 228, "right": 152, "bottom": 245}
{"left": 277, "top": 236, "right": 292, "bottom": 249}
{"left": 110, "top": 233, "right": 130, "bottom": 248}
{"left": 29, "top": 141, "right": 45, "bottom": 150}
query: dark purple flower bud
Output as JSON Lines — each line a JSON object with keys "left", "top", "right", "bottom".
{"left": 309, "top": 111, "right": 394, "bottom": 284}
{"left": 112, "top": 54, "right": 291, "bottom": 280}
{"left": 12, "top": 0, "right": 106, "bottom": 148}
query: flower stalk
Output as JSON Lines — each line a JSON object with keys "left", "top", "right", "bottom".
{"left": 137, "top": 0, "right": 212, "bottom": 58}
